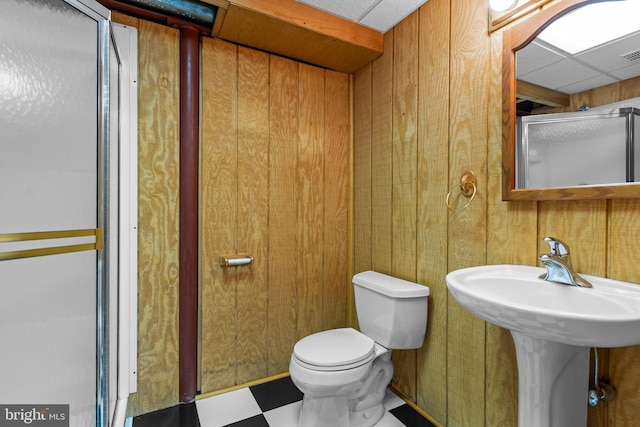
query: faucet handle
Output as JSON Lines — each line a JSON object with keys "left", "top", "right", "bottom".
{"left": 542, "top": 236, "right": 570, "bottom": 256}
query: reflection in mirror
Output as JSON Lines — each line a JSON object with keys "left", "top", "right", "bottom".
{"left": 502, "top": 0, "right": 640, "bottom": 200}
{"left": 517, "top": 105, "right": 640, "bottom": 188}
{"left": 516, "top": 1, "right": 640, "bottom": 115}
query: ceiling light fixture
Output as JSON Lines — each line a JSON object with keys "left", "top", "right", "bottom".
{"left": 490, "top": 0, "right": 518, "bottom": 13}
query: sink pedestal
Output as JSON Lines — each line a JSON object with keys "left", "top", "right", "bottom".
{"left": 511, "top": 332, "right": 590, "bottom": 427}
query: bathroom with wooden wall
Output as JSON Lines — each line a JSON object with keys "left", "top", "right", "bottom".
{"left": 115, "top": 0, "right": 640, "bottom": 424}
{"left": 353, "top": 0, "right": 640, "bottom": 426}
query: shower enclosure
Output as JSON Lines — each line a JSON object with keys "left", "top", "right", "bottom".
{"left": 0, "top": 1, "right": 137, "bottom": 426}
{"left": 516, "top": 106, "right": 640, "bottom": 189}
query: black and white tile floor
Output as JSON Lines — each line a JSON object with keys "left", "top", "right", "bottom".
{"left": 131, "top": 376, "right": 436, "bottom": 427}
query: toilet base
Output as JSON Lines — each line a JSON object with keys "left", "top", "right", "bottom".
{"left": 295, "top": 351, "right": 393, "bottom": 427}
{"left": 298, "top": 394, "right": 352, "bottom": 427}
{"left": 348, "top": 400, "right": 385, "bottom": 427}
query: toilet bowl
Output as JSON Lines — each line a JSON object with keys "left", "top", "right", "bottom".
{"left": 290, "top": 328, "right": 393, "bottom": 427}
{"left": 289, "top": 271, "right": 429, "bottom": 427}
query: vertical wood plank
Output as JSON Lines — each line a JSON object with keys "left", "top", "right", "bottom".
{"left": 391, "top": 12, "right": 419, "bottom": 401}
{"left": 134, "top": 19, "right": 181, "bottom": 414}
{"left": 135, "top": 19, "right": 181, "bottom": 414}
{"left": 200, "top": 38, "right": 239, "bottom": 393}
{"left": 588, "top": 347, "right": 609, "bottom": 427}
{"left": 353, "top": 64, "right": 372, "bottom": 327}
{"left": 267, "top": 56, "right": 300, "bottom": 375}
{"left": 485, "top": 29, "right": 535, "bottom": 427}
{"left": 607, "top": 199, "right": 640, "bottom": 427}
{"left": 371, "top": 30, "right": 394, "bottom": 276}
{"left": 416, "top": 0, "right": 449, "bottom": 422}
{"left": 323, "top": 70, "right": 350, "bottom": 330}
{"left": 620, "top": 76, "right": 640, "bottom": 99}
{"left": 297, "top": 64, "right": 325, "bottom": 339}
{"left": 391, "top": 13, "right": 419, "bottom": 282}
{"left": 236, "top": 46, "right": 270, "bottom": 384}
{"left": 447, "top": 0, "right": 489, "bottom": 424}
{"left": 487, "top": 28, "right": 538, "bottom": 268}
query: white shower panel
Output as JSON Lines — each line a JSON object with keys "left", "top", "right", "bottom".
{"left": 0, "top": 0, "right": 98, "bottom": 233}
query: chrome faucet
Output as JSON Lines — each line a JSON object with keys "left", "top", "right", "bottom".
{"left": 538, "top": 237, "right": 593, "bottom": 288}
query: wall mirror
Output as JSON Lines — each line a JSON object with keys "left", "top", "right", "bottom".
{"left": 502, "top": 0, "right": 640, "bottom": 200}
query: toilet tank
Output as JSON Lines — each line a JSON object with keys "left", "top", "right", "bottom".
{"left": 353, "top": 271, "right": 429, "bottom": 349}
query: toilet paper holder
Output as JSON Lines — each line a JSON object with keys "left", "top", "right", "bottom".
{"left": 219, "top": 254, "right": 254, "bottom": 267}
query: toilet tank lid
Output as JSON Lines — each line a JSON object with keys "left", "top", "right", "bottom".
{"left": 353, "top": 271, "right": 430, "bottom": 298}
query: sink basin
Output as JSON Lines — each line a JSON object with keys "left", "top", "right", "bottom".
{"left": 446, "top": 264, "right": 640, "bottom": 427}
{"left": 446, "top": 264, "right": 640, "bottom": 347}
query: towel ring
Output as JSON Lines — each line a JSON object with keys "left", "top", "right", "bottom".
{"left": 445, "top": 171, "right": 477, "bottom": 211}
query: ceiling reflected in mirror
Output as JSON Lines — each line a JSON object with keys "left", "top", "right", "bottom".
{"left": 517, "top": 0, "right": 640, "bottom": 107}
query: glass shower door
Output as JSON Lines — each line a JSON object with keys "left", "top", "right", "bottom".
{"left": 0, "top": 0, "right": 110, "bottom": 426}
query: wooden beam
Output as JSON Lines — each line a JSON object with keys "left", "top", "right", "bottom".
{"left": 216, "top": 0, "right": 383, "bottom": 73}
{"left": 211, "top": 6, "right": 226, "bottom": 37}
{"left": 516, "top": 79, "right": 570, "bottom": 108}
{"left": 200, "top": 0, "right": 229, "bottom": 8}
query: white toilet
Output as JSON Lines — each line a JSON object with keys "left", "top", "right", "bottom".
{"left": 289, "top": 270, "right": 429, "bottom": 427}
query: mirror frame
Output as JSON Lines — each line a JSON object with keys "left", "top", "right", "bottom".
{"left": 502, "top": 0, "right": 640, "bottom": 201}
{"left": 490, "top": 0, "right": 553, "bottom": 32}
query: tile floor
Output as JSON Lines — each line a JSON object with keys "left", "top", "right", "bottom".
{"left": 131, "top": 376, "right": 436, "bottom": 427}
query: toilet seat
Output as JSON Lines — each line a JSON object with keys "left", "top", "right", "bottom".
{"left": 293, "top": 328, "right": 375, "bottom": 371}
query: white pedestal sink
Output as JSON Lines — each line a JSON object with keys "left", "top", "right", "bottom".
{"left": 446, "top": 264, "right": 640, "bottom": 427}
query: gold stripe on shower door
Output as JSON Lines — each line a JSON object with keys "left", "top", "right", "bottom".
{"left": 0, "top": 228, "right": 103, "bottom": 261}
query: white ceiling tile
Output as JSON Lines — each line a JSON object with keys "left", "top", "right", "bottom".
{"left": 576, "top": 32, "right": 640, "bottom": 73}
{"left": 359, "top": 0, "right": 428, "bottom": 33}
{"left": 519, "top": 59, "right": 602, "bottom": 92}
{"left": 296, "top": 0, "right": 379, "bottom": 22}
{"left": 516, "top": 41, "right": 565, "bottom": 76}
{"left": 610, "top": 62, "right": 640, "bottom": 81}
{"left": 557, "top": 74, "right": 618, "bottom": 95}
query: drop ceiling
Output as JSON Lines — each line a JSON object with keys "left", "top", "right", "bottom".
{"left": 518, "top": 31, "right": 640, "bottom": 95}
{"left": 516, "top": 2, "right": 640, "bottom": 97}
{"left": 294, "top": 0, "right": 429, "bottom": 33}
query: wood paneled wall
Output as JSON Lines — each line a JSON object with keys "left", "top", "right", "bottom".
{"left": 113, "top": 13, "right": 350, "bottom": 414}
{"left": 563, "top": 75, "right": 640, "bottom": 112}
{"left": 199, "top": 38, "right": 351, "bottom": 394}
{"left": 353, "top": 0, "right": 640, "bottom": 426}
